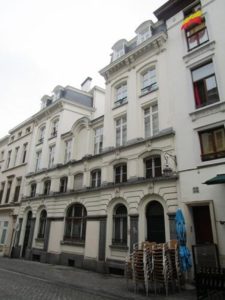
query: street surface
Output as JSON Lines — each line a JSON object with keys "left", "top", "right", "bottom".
{"left": 0, "top": 257, "right": 196, "bottom": 300}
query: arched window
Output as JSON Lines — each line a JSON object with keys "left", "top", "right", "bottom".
{"left": 38, "top": 210, "right": 47, "bottom": 239}
{"left": 112, "top": 204, "right": 127, "bottom": 245}
{"left": 64, "top": 204, "right": 87, "bottom": 242}
{"left": 146, "top": 201, "right": 165, "bottom": 243}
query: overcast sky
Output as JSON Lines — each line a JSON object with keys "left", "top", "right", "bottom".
{"left": 0, "top": 0, "right": 167, "bottom": 138}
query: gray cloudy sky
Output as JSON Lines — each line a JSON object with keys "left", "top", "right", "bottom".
{"left": 0, "top": 0, "right": 167, "bottom": 138}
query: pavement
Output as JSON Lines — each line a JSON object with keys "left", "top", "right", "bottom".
{"left": 0, "top": 256, "right": 196, "bottom": 300}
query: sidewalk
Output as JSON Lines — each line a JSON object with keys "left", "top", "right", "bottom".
{"left": 0, "top": 257, "right": 196, "bottom": 300}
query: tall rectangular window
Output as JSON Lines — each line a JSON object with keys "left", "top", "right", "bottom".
{"left": 22, "top": 143, "right": 27, "bottom": 163}
{"left": 145, "top": 156, "right": 162, "bottom": 178}
{"left": 116, "top": 116, "right": 127, "bottom": 147}
{"left": 0, "top": 221, "right": 8, "bottom": 245}
{"left": 141, "top": 68, "right": 157, "bottom": 95}
{"left": 48, "top": 145, "right": 55, "bottom": 168}
{"left": 114, "top": 164, "right": 127, "bottom": 184}
{"left": 14, "top": 147, "right": 19, "bottom": 167}
{"left": 144, "top": 104, "right": 159, "bottom": 138}
{"left": 94, "top": 127, "right": 103, "bottom": 154}
{"left": 192, "top": 61, "right": 219, "bottom": 108}
{"left": 13, "top": 179, "right": 21, "bottom": 202}
{"left": 38, "top": 126, "right": 45, "bottom": 143}
{"left": 186, "top": 21, "right": 209, "bottom": 51}
{"left": 6, "top": 150, "right": 12, "bottom": 169}
{"left": 5, "top": 181, "right": 12, "bottom": 203}
{"left": 0, "top": 183, "right": 5, "bottom": 204}
{"left": 35, "top": 151, "right": 42, "bottom": 171}
{"left": 91, "top": 170, "right": 101, "bottom": 188}
{"left": 51, "top": 119, "right": 59, "bottom": 137}
{"left": 64, "top": 139, "right": 72, "bottom": 163}
{"left": 199, "top": 127, "right": 225, "bottom": 161}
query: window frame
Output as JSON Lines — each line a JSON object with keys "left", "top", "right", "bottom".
{"left": 141, "top": 67, "right": 157, "bottom": 95}
{"left": 30, "top": 182, "right": 37, "bottom": 197}
{"left": 144, "top": 104, "right": 159, "bottom": 138}
{"left": 37, "top": 210, "right": 47, "bottom": 239}
{"left": 199, "top": 126, "right": 225, "bottom": 161}
{"left": 74, "top": 173, "right": 83, "bottom": 190}
{"left": 48, "top": 145, "right": 55, "bottom": 168}
{"left": 38, "top": 125, "right": 46, "bottom": 144}
{"left": 145, "top": 156, "right": 162, "bottom": 178}
{"left": 112, "top": 204, "right": 127, "bottom": 246}
{"left": 191, "top": 61, "right": 219, "bottom": 109}
{"left": 35, "top": 150, "right": 42, "bottom": 172}
{"left": 43, "top": 180, "right": 51, "bottom": 195}
{"left": 114, "top": 83, "right": 128, "bottom": 106}
{"left": 115, "top": 116, "right": 127, "bottom": 147}
{"left": 91, "top": 169, "right": 101, "bottom": 188}
{"left": 94, "top": 127, "right": 103, "bottom": 155}
{"left": 50, "top": 119, "right": 59, "bottom": 138}
{"left": 64, "top": 139, "right": 72, "bottom": 163}
{"left": 60, "top": 177, "right": 68, "bottom": 193}
{"left": 64, "top": 203, "right": 87, "bottom": 242}
{"left": 114, "top": 164, "right": 127, "bottom": 184}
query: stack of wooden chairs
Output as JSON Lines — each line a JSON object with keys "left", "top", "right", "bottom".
{"left": 125, "top": 240, "right": 181, "bottom": 296}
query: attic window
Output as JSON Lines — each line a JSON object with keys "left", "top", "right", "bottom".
{"left": 137, "top": 27, "right": 152, "bottom": 45}
{"left": 46, "top": 98, "right": 52, "bottom": 107}
{"left": 112, "top": 40, "right": 127, "bottom": 61}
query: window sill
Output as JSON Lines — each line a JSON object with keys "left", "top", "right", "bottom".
{"left": 110, "top": 244, "right": 128, "bottom": 251}
{"left": 190, "top": 101, "right": 225, "bottom": 121}
{"left": 183, "top": 40, "right": 216, "bottom": 65}
{"left": 112, "top": 101, "right": 128, "bottom": 110}
{"left": 139, "top": 87, "right": 158, "bottom": 98}
{"left": 60, "top": 240, "right": 85, "bottom": 247}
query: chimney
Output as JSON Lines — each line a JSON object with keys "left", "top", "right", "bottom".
{"left": 81, "top": 77, "right": 92, "bottom": 92}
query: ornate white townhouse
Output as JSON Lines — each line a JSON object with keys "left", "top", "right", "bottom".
{"left": 0, "top": 120, "right": 33, "bottom": 256}
{"left": 0, "top": 0, "right": 224, "bottom": 274}
{"left": 154, "top": 0, "right": 225, "bottom": 267}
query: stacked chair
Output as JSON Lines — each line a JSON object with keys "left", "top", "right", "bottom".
{"left": 125, "top": 240, "right": 181, "bottom": 296}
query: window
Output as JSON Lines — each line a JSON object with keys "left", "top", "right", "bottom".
{"left": 137, "top": 27, "right": 152, "bottom": 45}
{"left": 64, "top": 139, "right": 72, "bottom": 163}
{"left": 11, "top": 136, "right": 14, "bottom": 142}
{"left": 94, "top": 127, "right": 103, "bottom": 154}
{"left": 144, "top": 104, "right": 159, "bottom": 138}
{"left": 115, "top": 116, "right": 127, "bottom": 147}
{"left": 18, "top": 131, "right": 22, "bottom": 138}
{"left": 38, "top": 210, "right": 47, "bottom": 239}
{"left": 43, "top": 180, "right": 51, "bottom": 195}
{"left": 186, "top": 20, "right": 209, "bottom": 51}
{"left": 145, "top": 156, "right": 162, "bottom": 178}
{"left": 199, "top": 127, "right": 225, "bottom": 161}
{"left": 0, "top": 151, "right": 4, "bottom": 161}
{"left": 51, "top": 119, "right": 59, "bottom": 137}
{"left": 6, "top": 150, "right": 12, "bottom": 169}
{"left": 0, "top": 221, "right": 8, "bottom": 245}
{"left": 114, "top": 164, "right": 127, "bottom": 184}
{"left": 48, "top": 145, "right": 55, "bottom": 168}
{"left": 60, "top": 177, "right": 68, "bottom": 193}
{"left": 74, "top": 173, "right": 83, "bottom": 190}
{"left": 112, "top": 40, "right": 126, "bottom": 61}
{"left": 35, "top": 151, "right": 42, "bottom": 171}
{"left": 64, "top": 204, "right": 87, "bottom": 242}
{"left": 0, "top": 183, "right": 5, "bottom": 204}
{"left": 115, "top": 83, "right": 127, "bottom": 106}
{"left": 112, "top": 204, "right": 127, "bottom": 245}
{"left": 22, "top": 143, "right": 27, "bottom": 163}
{"left": 5, "top": 181, "right": 12, "bottom": 203}
{"left": 91, "top": 170, "right": 101, "bottom": 188}
{"left": 25, "top": 127, "right": 31, "bottom": 133}
{"left": 14, "top": 147, "right": 19, "bottom": 167}
{"left": 13, "top": 179, "right": 21, "bottom": 202}
{"left": 141, "top": 68, "right": 157, "bottom": 95}
{"left": 30, "top": 183, "right": 37, "bottom": 197}
{"left": 38, "top": 126, "right": 45, "bottom": 143}
{"left": 192, "top": 61, "right": 219, "bottom": 108}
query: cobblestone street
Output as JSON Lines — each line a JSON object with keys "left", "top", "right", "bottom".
{"left": 0, "top": 257, "right": 196, "bottom": 300}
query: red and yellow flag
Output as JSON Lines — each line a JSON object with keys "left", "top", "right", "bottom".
{"left": 181, "top": 10, "right": 203, "bottom": 30}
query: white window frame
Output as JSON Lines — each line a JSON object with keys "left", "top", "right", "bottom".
{"left": 144, "top": 104, "right": 159, "bottom": 138}
{"left": 64, "top": 139, "right": 72, "bottom": 163}
{"left": 38, "top": 126, "right": 45, "bottom": 143}
{"left": 137, "top": 27, "right": 152, "bottom": 45}
{"left": 48, "top": 145, "right": 55, "bottom": 168}
{"left": 115, "top": 83, "right": 127, "bottom": 106}
{"left": 51, "top": 119, "right": 59, "bottom": 137}
{"left": 94, "top": 127, "right": 103, "bottom": 155}
{"left": 141, "top": 67, "right": 157, "bottom": 95}
{"left": 6, "top": 150, "right": 12, "bottom": 169}
{"left": 115, "top": 116, "right": 127, "bottom": 147}
{"left": 14, "top": 147, "right": 19, "bottom": 167}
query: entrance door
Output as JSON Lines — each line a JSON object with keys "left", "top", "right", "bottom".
{"left": 192, "top": 205, "right": 213, "bottom": 244}
{"left": 22, "top": 211, "right": 32, "bottom": 257}
{"left": 146, "top": 201, "right": 165, "bottom": 243}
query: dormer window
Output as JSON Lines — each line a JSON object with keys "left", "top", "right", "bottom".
{"left": 112, "top": 39, "right": 127, "bottom": 62}
{"left": 136, "top": 20, "right": 153, "bottom": 46}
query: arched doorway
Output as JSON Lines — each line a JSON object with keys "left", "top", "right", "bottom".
{"left": 146, "top": 201, "right": 165, "bottom": 243}
{"left": 22, "top": 211, "right": 32, "bottom": 257}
